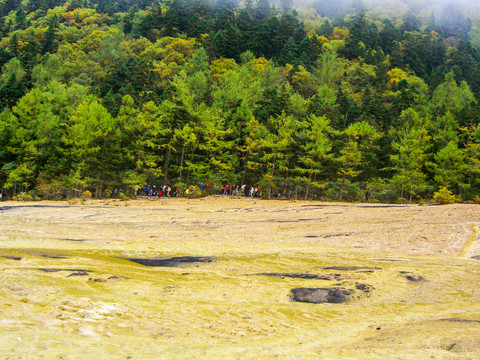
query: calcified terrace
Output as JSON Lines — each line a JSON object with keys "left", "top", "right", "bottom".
{"left": 0, "top": 198, "right": 479, "bottom": 359}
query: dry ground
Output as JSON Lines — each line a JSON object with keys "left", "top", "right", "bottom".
{"left": 0, "top": 197, "right": 479, "bottom": 359}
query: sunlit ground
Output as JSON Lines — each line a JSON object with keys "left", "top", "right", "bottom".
{"left": 0, "top": 198, "right": 479, "bottom": 359}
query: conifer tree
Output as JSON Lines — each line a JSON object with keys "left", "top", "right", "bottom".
{"left": 64, "top": 96, "right": 119, "bottom": 197}
{"left": 299, "top": 114, "right": 332, "bottom": 200}
{"left": 261, "top": 111, "right": 297, "bottom": 198}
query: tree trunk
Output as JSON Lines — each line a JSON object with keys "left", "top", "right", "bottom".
{"left": 268, "top": 150, "right": 277, "bottom": 199}
{"left": 99, "top": 139, "right": 106, "bottom": 198}
{"left": 178, "top": 142, "right": 186, "bottom": 183}
{"left": 163, "top": 145, "right": 171, "bottom": 186}
{"left": 284, "top": 170, "right": 289, "bottom": 198}
{"left": 241, "top": 154, "right": 248, "bottom": 186}
{"left": 305, "top": 166, "right": 313, "bottom": 200}
{"left": 339, "top": 174, "right": 346, "bottom": 202}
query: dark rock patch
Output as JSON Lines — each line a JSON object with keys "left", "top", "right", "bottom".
{"left": 40, "top": 254, "right": 68, "bottom": 259}
{"left": 355, "top": 283, "right": 375, "bottom": 293}
{"left": 405, "top": 275, "right": 425, "bottom": 282}
{"left": 472, "top": 255, "right": 480, "bottom": 260}
{"left": 16, "top": 250, "right": 68, "bottom": 259}
{"left": 357, "top": 205, "right": 408, "bottom": 208}
{"left": 253, "top": 273, "right": 342, "bottom": 280}
{"left": 29, "top": 251, "right": 68, "bottom": 259}
{"left": 67, "top": 271, "right": 91, "bottom": 277}
{"left": 121, "top": 256, "right": 215, "bottom": 267}
{"left": 2, "top": 255, "right": 22, "bottom": 260}
{"left": 290, "top": 287, "right": 354, "bottom": 304}
{"left": 39, "top": 268, "right": 90, "bottom": 273}
{"left": 0, "top": 205, "right": 75, "bottom": 211}
{"left": 302, "top": 204, "right": 348, "bottom": 208}
{"left": 323, "top": 266, "right": 381, "bottom": 271}
{"left": 268, "top": 218, "right": 323, "bottom": 223}
{"left": 108, "top": 275, "right": 127, "bottom": 280}
{"left": 438, "top": 318, "right": 480, "bottom": 323}
{"left": 58, "top": 238, "right": 87, "bottom": 242}
{"left": 373, "top": 258, "right": 409, "bottom": 262}
{"left": 445, "top": 343, "right": 458, "bottom": 351}
{"left": 83, "top": 213, "right": 105, "bottom": 218}
{"left": 323, "top": 233, "right": 354, "bottom": 238}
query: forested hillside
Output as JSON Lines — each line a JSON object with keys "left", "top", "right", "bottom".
{"left": 0, "top": 0, "right": 479, "bottom": 202}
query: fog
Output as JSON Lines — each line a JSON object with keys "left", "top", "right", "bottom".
{"left": 281, "top": 0, "right": 480, "bottom": 23}
{"left": 226, "top": 0, "right": 480, "bottom": 18}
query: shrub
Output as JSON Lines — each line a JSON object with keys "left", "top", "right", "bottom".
{"left": 365, "top": 178, "right": 395, "bottom": 203}
{"left": 13, "top": 192, "right": 39, "bottom": 201}
{"left": 433, "top": 187, "right": 458, "bottom": 204}
{"left": 81, "top": 190, "right": 92, "bottom": 202}
{"left": 37, "top": 176, "right": 63, "bottom": 199}
{"left": 184, "top": 185, "right": 202, "bottom": 198}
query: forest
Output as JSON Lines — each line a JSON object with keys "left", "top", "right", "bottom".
{"left": 0, "top": 0, "right": 479, "bottom": 202}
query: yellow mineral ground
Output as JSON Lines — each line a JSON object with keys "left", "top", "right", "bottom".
{"left": 0, "top": 197, "right": 479, "bottom": 359}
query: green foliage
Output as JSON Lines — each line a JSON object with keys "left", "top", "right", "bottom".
{"left": 81, "top": 190, "right": 92, "bottom": 201}
{"left": 433, "top": 186, "right": 458, "bottom": 204}
{"left": 433, "top": 141, "right": 467, "bottom": 194}
{"left": 389, "top": 108, "right": 430, "bottom": 201}
{"left": 0, "top": 0, "right": 478, "bottom": 202}
{"left": 13, "top": 191, "right": 39, "bottom": 201}
{"left": 184, "top": 185, "right": 202, "bottom": 198}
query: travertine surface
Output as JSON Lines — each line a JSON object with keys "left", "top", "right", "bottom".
{"left": 0, "top": 198, "right": 479, "bottom": 359}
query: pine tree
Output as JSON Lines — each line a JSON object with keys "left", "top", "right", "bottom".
{"left": 64, "top": 96, "right": 120, "bottom": 197}
{"left": 299, "top": 114, "right": 332, "bottom": 200}
{"left": 261, "top": 111, "right": 297, "bottom": 198}
{"left": 14, "top": 7, "right": 26, "bottom": 30}
{"left": 433, "top": 141, "right": 467, "bottom": 195}
{"left": 42, "top": 15, "right": 59, "bottom": 54}
{"left": 390, "top": 126, "right": 430, "bottom": 201}
{"left": 213, "top": 25, "right": 241, "bottom": 60}
{"left": 337, "top": 140, "right": 361, "bottom": 202}
{"left": 278, "top": 37, "right": 297, "bottom": 66}
{"left": 254, "top": 0, "right": 272, "bottom": 21}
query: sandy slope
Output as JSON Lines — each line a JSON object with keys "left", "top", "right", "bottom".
{"left": 0, "top": 198, "right": 479, "bottom": 359}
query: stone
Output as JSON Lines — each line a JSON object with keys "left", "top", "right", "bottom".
{"left": 290, "top": 287, "right": 354, "bottom": 304}
{"left": 121, "top": 256, "right": 215, "bottom": 267}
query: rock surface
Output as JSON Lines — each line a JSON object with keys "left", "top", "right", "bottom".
{"left": 253, "top": 273, "right": 342, "bottom": 280}
{"left": 290, "top": 287, "right": 354, "bottom": 303}
{"left": 121, "top": 256, "right": 215, "bottom": 267}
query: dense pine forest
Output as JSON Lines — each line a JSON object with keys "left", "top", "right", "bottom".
{"left": 0, "top": 0, "right": 479, "bottom": 202}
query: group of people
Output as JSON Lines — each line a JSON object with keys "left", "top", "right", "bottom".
{"left": 144, "top": 184, "right": 176, "bottom": 198}
{"left": 142, "top": 182, "right": 264, "bottom": 198}
{"left": 222, "top": 184, "right": 262, "bottom": 197}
